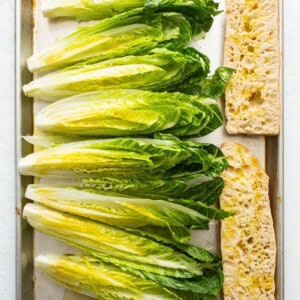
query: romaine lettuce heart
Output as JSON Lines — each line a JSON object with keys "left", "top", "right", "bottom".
{"left": 23, "top": 47, "right": 210, "bottom": 101}
{"left": 35, "top": 89, "right": 222, "bottom": 137}
{"left": 19, "top": 134, "right": 228, "bottom": 179}
{"left": 28, "top": 10, "right": 193, "bottom": 72}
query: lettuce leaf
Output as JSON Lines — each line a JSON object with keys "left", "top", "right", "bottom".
{"left": 120, "top": 266, "right": 223, "bottom": 295}
{"left": 125, "top": 226, "right": 218, "bottom": 263}
{"left": 25, "top": 185, "right": 211, "bottom": 243}
{"left": 36, "top": 254, "right": 181, "bottom": 299}
{"left": 36, "top": 254, "right": 220, "bottom": 299}
{"left": 81, "top": 177, "right": 229, "bottom": 217}
{"left": 42, "top": 0, "right": 145, "bottom": 20}
{"left": 173, "top": 67, "right": 234, "bottom": 100}
{"left": 35, "top": 89, "right": 222, "bottom": 137}
{"left": 19, "top": 134, "right": 228, "bottom": 179}
{"left": 42, "top": 0, "right": 220, "bottom": 36}
{"left": 28, "top": 10, "right": 194, "bottom": 72}
{"left": 80, "top": 176, "right": 224, "bottom": 205}
{"left": 23, "top": 47, "right": 210, "bottom": 102}
{"left": 24, "top": 204, "right": 203, "bottom": 278}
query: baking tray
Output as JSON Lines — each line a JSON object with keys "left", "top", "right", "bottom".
{"left": 16, "top": 0, "right": 284, "bottom": 299}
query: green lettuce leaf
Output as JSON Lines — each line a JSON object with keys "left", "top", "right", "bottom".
{"left": 24, "top": 204, "right": 202, "bottom": 278}
{"left": 36, "top": 254, "right": 220, "bottom": 299}
{"left": 80, "top": 176, "right": 224, "bottom": 205}
{"left": 19, "top": 134, "right": 228, "bottom": 179}
{"left": 35, "top": 89, "right": 222, "bottom": 137}
{"left": 171, "top": 67, "right": 234, "bottom": 99}
{"left": 28, "top": 10, "right": 194, "bottom": 72}
{"left": 120, "top": 266, "right": 223, "bottom": 295}
{"left": 23, "top": 47, "right": 210, "bottom": 102}
{"left": 173, "top": 200, "right": 233, "bottom": 219}
{"left": 82, "top": 178, "right": 231, "bottom": 218}
{"left": 125, "top": 226, "right": 218, "bottom": 262}
{"left": 42, "top": 0, "right": 220, "bottom": 36}
{"left": 42, "top": 0, "right": 145, "bottom": 20}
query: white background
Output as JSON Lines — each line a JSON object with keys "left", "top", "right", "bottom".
{"left": 0, "top": 0, "right": 299, "bottom": 299}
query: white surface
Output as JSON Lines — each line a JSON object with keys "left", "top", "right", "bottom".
{"left": 0, "top": 1, "right": 299, "bottom": 299}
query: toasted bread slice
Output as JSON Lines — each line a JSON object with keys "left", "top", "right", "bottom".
{"left": 224, "top": 0, "right": 280, "bottom": 135}
{"left": 220, "top": 142, "right": 276, "bottom": 299}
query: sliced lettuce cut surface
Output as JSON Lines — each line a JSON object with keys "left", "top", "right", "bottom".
{"left": 19, "top": 133, "right": 228, "bottom": 179}
{"left": 35, "top": 89, "right": 222, "bottom": 137}
{"left": 28, "top": 10, "right": 194, "bottom": 72}
{"left": 23, "top": 47, "right": 210, "bottom": 102}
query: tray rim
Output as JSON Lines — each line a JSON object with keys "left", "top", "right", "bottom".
{"left": 15, "top": 0, "right": 284, "bottom": 298}
{"left": 16, "top": 0, "right": 34, "bottom": 299}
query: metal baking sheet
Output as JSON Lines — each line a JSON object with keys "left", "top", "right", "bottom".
{"left": 16, "top": 0, "right": 284, "bottom": 299}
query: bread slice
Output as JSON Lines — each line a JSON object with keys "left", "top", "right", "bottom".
{"left": 220, "top": 142, "right": 276, "bottom": 299}
{"left": 224, "top": 0, "right": 280, "bottom": 135}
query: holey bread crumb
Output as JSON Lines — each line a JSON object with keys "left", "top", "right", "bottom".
{"left": 224, "top": 0, "right": 280, "bottom": 135}
{"left": 220, "top": 142, "right": 276, "bottom": 300}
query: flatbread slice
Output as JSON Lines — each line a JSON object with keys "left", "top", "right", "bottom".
{"left": 224, "top": 0, "right": 280, "bottom": 135}
{"left": 220, "top": 142, "right": 276, "bottom": 299}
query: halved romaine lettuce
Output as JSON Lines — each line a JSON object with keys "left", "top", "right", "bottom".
{"left": 36, "top": 254, "right": 181, "bottom": 300}
{"left": 42, "top": 0, "right": 220, "bottom": 35}
{"left": 35, "top": 90, "right": 222, "bottom": 137}
{"left": 19, "top": 134, "right": 228, "bottom": 179}
{"left": 25, "top": 181, "right": 231, "bottom": 226}
{"left": 23, "top": 47, "right": 210, "bottom": 101}
{"left": 24, "top": 204, "right": 202, "bottom": 278}
{"left": 36, "top": 254, "right": 220, "bottom": 299}
{"left": 42, "top": 0, "right": 147, "bottom": 20}
{"left": 28, "top": 10, "right": 193, "bottom": 72}
{"left": 25, "top": 184, "right": 212, "bottom": 242}
{"left": 26, "top": 184, "right": 231, "bottom": 224}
